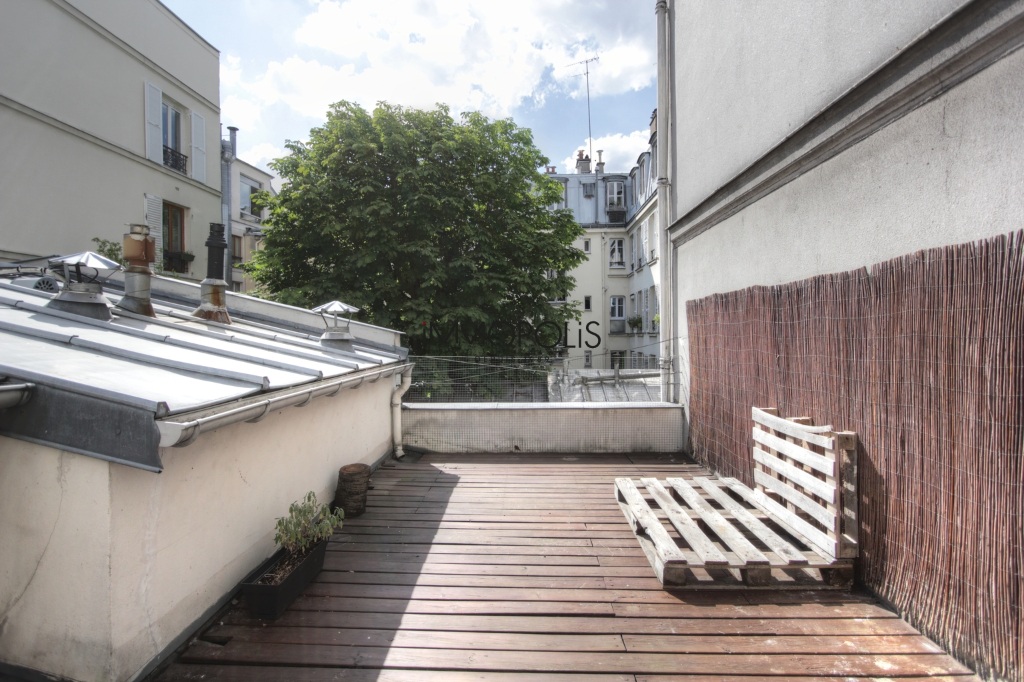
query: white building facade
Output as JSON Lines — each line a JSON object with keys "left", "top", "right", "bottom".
{"left": 546, "top": 152, "right": 629, "bottom": 370}
{"left": 624, "top": 112, "right": 660, "bottom": 369}
{"left": 0, "top": 0, "right": 221, "bottom": 281}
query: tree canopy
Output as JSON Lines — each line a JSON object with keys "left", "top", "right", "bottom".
{"left": 246, "top": 101, "right": 584, "bottom": 356}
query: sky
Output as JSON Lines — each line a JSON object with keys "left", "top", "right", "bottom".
{"left": 160, "top": 0, "right": 657, "bottom": 181}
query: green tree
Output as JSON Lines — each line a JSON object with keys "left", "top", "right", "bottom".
{"left": 246, "top": 101, "right": 584, "bottom": 355}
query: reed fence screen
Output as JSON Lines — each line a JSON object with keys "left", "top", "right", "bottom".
{"left": 686, "top": 230, "right": 1022, "bottom": 681}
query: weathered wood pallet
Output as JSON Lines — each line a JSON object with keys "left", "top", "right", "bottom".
{"left": 616, "top": 407, "right": 858, "bottom": 588}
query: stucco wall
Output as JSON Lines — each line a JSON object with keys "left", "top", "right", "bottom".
{"left": 0, "top": 0, "right": 220, "bottom": 264}
{"left": 672, "top": 42, "right": 1024, "bottom": 411}
{"left": 403, "top": 402, "right": 686, "bottom": 454}
{"left": 670, "top": 0, "right": 969, "bottom": 217}
{"left": 0, "top": 377, "right": 395, "bottom": 681}
{"left": 0, "top": 440, "right": 113, "bottom": 681}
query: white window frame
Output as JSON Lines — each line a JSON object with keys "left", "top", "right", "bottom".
{"left": 584, "top": 351, "right": 593, "bottom": 368}
{"left": 240, "top": 175, "right": 263, "bottom": 219}
{"left": 609, "top": 238, "right": 624, "bottom": 268}
{"left": 582, "top": 238, "right": 591, "bottom": 254}
{"left": 609, "top": 295, "right": 624, "bottom": 319}
{"left": 584, "top": 295, "right": 592, "bottom": 311}
{"left": 607, "top": 181, "right": 624, "bottom": 209}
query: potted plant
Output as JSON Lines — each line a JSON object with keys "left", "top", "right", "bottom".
{"left": 240, "top": 491, "right": 344, "bottom": 619}
{"left": 627, "top": 315, "right": 643, "bottom": 333}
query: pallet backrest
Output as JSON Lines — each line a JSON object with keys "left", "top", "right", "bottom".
{"left": 750, "top": 407, "right": 858, "bottom": 560}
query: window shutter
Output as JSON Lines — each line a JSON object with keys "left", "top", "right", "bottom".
{"left": 145, "top": 82, "right": 163, "bottom": 164}
{"left": 145, "top": 194, "right": 163, "bottom": 262}
{"left": 191, "top": 111, "right": 206, "bottom": 183}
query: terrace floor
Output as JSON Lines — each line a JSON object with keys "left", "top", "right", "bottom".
{"left": 155, "top": 452, "right": 977, "bottom": 681}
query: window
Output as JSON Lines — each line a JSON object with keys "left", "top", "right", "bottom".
{"left": 610, "top": 296, "right": 624, "bottom": 319}
{"left": 651, "top": 285, "right": 659, "bottom": 331}
{"left": 607, "top": 181, "right": 624, "bottom": 209}
{"left": 240, "top": 176, "right": 262, "bottom": 218}
{"left": 584, "top": 351, "right": 593, "bottom": 368}
{"left": 610, "top": 350, "right": 625, "bottom": 370}
{"left": 232, "top": 235, "right": 243, "bottom": 266}
{"left": 162, "top": 202, "right": 188, "bottom": 273}
{"left": 630, "top": 235, "right": 637, "bottom": 270}
{"left": 584, "top": 295, "right": 592, "bottom": 311}
{"left": 609, "top": 238, "right": 624, "bottom": 268}
{"left": 162, "top": 103, "right": 181, "bottom": 152}
{"left": 650, "top": 209, "right": 659, "bottom": 261}
{"left": 145, "top": 82, "right": 205, "bottom": 181}
{"left": 582, "top": 182, "right": 596, "bottom": 197}
{"left": 643, "top": 288, "right": 650, "bottom": 332}
{"left": 546, "top": 269, "right": 566, "bottom": 303}
{"left": 641, "top": 218, "right": 649, "bottom": 262}
{"left": 582, "top": 238, "right": 591, "bottom": 254}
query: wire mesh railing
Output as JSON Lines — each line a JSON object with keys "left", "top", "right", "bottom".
{"left": 407, "top": 355, "right": 664, "bottom": 403}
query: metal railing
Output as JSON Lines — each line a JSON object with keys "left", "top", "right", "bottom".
{"left": 163, "top": 146, "right": 188, "bottom": 174}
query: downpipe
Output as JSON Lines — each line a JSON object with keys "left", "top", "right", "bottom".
{"left": 391, "top": 366, "right": 413, "bottom": 458}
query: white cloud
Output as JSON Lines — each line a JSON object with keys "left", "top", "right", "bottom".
{"left": 238, "top": 142, "right": 287, "bottom": 172}
{"left": 561, "top": 130, "right": 650, "bottom": 175}
{"left": 221, "top": 0, "right": 654, "bottom": 125}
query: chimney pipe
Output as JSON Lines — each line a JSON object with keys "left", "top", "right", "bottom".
{"left": 595, "top": 149, "right": 605, "bottom": 174}
{"left": 222, "top": 126, "right": 238, "bottom": 290}
{"left": 192, "top": 223, "right": 232, "bottom": 324}
{"left": 118, "top": 223, "right": 156, "bottom": 316}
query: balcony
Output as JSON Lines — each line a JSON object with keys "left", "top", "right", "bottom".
{"left": 163, "top": 145, "right": 188, "bottom": 174}
{"left": 154, "top": 450, "right": 973, "bottom": 680}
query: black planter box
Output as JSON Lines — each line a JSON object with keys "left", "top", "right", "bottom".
{"left": 240, "top": 540, "right": 328, "bottom": 619}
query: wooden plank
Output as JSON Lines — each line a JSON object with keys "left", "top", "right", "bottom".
{"left": 730, "top": 483, "right": 838, "bottom": 560}
{"left": 697, "top": 477, "right": 808, "bottom": 565}
{"left": 622, "top": 634, "right": 946, "bottom": 654}
{"left": 753, "top": 469, "right": 835, "bottom": 529}
{"left": 179, "top": 641, "right": 974, "bottom": 676}
{"left": 638, "top": 478, "right": 728, "bottom": 566}
{"left": 752, "top": 448, "right": 835, "bottom": 502}
{"left": 615, "top": 478, "right": 688, "bottom": 585}
{"left": 752, "top": 428, "right": 835, "bottom": 475}
{"left": 206, "top": 625, "right": 627, "bottom": 652}
{"left": 752, "top": 406, "right": 835, "bottom": 448}
{"left": 160, "top": 664, "right": 635, "bottom": 682}
{"left": 664, "top": 477, "right": 769, "bottom": 566}
{"left": 219, "top": 610, "right": 921, "bottom": 636}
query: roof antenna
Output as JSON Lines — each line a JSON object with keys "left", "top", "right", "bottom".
{"left": 567, "top": 55, "right": 599, "bottom": 163}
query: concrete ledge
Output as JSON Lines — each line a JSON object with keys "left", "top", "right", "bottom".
{"left": 402, "top": 402, "right": 686, "bottom": 453}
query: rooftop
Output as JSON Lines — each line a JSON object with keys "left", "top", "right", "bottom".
{"left": 151, "top": 452, "right": 976, "bottom": 681}
{"left": 0, "top": 273, "right": 407, "bottom": 471}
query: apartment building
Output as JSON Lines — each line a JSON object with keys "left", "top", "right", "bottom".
{"left": 0, "top": 0, "right": 221, "bottom": 280}
{"left": 624, "top": 111, "right": 660, "bottom": 369}
{"left": 545, "top": 152, "right": 629, "bottom": 369}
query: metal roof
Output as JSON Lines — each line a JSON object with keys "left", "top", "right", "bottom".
{"left": 0, "top": 278, "right": 409, "bottom": 472}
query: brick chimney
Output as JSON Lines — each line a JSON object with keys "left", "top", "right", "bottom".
{"left": 575, "top": 150, "right": 591, "bottom": 174}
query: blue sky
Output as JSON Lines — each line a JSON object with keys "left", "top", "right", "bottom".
{"left": 161, "top": 0, "right": 657, "bottom": 178}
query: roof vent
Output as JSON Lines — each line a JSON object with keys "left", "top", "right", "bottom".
{"left": 313, "top": 300, "right": 359, "bottom": 350}
{"left": 192, "top": 223, "right": 232, "bottom": 324}
{"left": 118, "top": 224, "right": 156, "bottom": 317}
{"left": 45, "top": 251, "right": 121, "bottom": 321}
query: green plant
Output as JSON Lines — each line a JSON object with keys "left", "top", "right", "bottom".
{"left": 274, "top": 491, "right": 344, "bottom": 556}
{"left": 91, "top": 237, "right": 124, "bottom": 264}
{"left": 181, "top": 250, "right": 196, "bottom": 262}
{"left": 627, "top": 315, "right": 643, "bottom": 330}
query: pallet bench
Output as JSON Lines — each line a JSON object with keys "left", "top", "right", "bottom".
{"left": 617, "top": 407, "right": 858, "bottom": 588}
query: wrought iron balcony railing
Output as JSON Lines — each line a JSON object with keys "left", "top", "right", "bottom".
{"left": 163, "top": 146, "right": 188, "bottom": 174}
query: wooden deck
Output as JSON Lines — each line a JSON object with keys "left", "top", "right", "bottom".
{"left": 155, "top": 452, "right": 977, "bottom": 681}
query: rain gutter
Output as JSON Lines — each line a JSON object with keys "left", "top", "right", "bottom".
{"left": 158, "top": 362, "right": 413, "bottom": 448}
{"left": 0, "top": 382, "right": 34, "bottom": 409}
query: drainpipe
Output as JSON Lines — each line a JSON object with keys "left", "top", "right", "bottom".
{"left": 118, "top": 224, "right": 156, "bottom": 316}
{"left": 192, "top": 223, "right": 232, "bottom": 324}
{"left": 391, "top": 366, "right": 413, "bottom": 458}
{"left": 656, "top": 0, "right": 674, "bottom": 403}
{"left": 222, "top": 127, "right": 237, "bottom": 289}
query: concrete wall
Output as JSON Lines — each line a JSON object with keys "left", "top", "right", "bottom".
{"left": 0, "top": 377, "right": 394, "bottom": 681}
{"left": 403, "top": 402, "right": 686, "bottom": 454}
{"left": 0, "top": 0, "right": 220, "bottom": 274}
{"left": 669, "top": 0, "right": 969, "bottom": 218}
